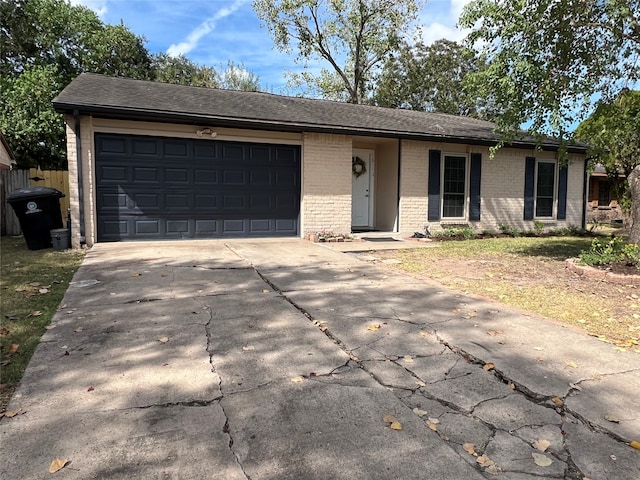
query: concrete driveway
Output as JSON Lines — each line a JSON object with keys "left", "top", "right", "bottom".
{"left": 1, "top": 239, "right": 639, "bottom": 479}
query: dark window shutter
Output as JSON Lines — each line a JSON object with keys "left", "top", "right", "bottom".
{"left": 557, "top": 165, "right": 568, "bottom": 220}
{"left": 428, "top": 150, "right": 441, "bottom": 221}
{"left": 469, "top": 153, "right": 482, "bottom": 221}
{"left": 524, "top": 157, "right": 535, "bottom": 220}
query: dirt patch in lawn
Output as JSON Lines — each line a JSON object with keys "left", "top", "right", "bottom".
{"left": 372, "top": 237, "right": 640, "bottom": 354}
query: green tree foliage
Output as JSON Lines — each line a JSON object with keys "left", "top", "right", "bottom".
{"left": 151, "top": 53, "right": 220, "bottom": 88}
{"left": 459, "top": 0, "right": 640, "bottom": 140}
{"left": 253, "top": 0, "right": 422, "bottom": 104}
{"left": 1, "top": 0, "right": 152, "bottom": 169}
{"left": 373, "top": 38, "right": 499, "bottom": 119}
{"left": 220, "top": 61, "right": 262, "bottom": 92}
{"left": 576, "top": 90, "right": 640, "bottom": 241}
{"left": 459, "top": 0, "right": 640, "bottom": 243}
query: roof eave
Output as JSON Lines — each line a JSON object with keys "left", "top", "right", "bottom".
{"left": 52, "top": 102, "right": 587, "bottom": 154}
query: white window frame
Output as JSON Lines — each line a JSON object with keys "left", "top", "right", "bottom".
{"left": 534, "top": 159, "right": 557, "bottom": 219}
{"left": 440, "top": 153, "right": 469, "bottom": 220}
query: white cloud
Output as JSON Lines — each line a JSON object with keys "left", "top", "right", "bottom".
{"left": 69, "top": 0, "right": 108, "bottom": 17}
{"left": 450, "top": 0, "right": 474, "bottom": 21}
{"left": 417, "top": 0, "right": 472, "bottom": 45}
{"left": 166, "top": 0, "right": 247, "bottom": 57}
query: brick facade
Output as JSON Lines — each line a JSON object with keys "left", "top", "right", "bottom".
{"left": 301, "top": 133, "right": 352, "bottom": 235}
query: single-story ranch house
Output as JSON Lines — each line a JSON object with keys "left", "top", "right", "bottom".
{"left": 53, "top": 73, "right": 588, "bottom": 248}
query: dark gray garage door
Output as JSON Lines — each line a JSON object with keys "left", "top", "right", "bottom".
{"left": 95, "top": 134, "right": 300, "bottom": 241}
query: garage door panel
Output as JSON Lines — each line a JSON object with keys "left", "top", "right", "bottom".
{"left": 194, "top": 169, "right": 218, "bottom": 184}
{"left": 165, "top": 168, "right": 189, "bottom": 184}
{"left": 100, "top": 165, "right": 128, "bottom": 182}
{"left": 132, "top": 139, "right": 158, "bottom": 155}
{"left": 96, "top": 134, "right": 300, "bottom": 241}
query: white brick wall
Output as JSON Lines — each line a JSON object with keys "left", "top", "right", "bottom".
{"left": 399, "top": 140, "right": 428, "bottom": 232}
{"left": 301, "top": 133, "right": 352, "bottom": 235}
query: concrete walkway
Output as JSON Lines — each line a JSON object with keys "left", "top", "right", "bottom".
{"left": 1, "top": 239, "right": 638, "bottom": 479}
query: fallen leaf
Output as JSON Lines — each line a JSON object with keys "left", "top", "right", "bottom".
{"left": 3, "top": 409, "right": 25, "bottom": 418}
{"left": 476, "top": 454, "right": 495, "bottom": 467}
{"left": 483, "top": 362, "right": 495, "bottom": 371}
{"left": 390, "top": 421, "right": 403, "bottom": 430}
{"left": 158, "top": 337, "right": 169, "bottom": 343}
{"left": 39, "top": 288, "right": 49, "bottom": 294}
{"left": 291, "top": 376, "right": 304, "bottom": 383}
{"left": 48, "top": 458, "right": 69, "bottom": 473}
{"left": 415, "top": 380, "right": 426, "bottom": 387}
{"left": 551, "top": 397, "right": 564, "bottom": 408}
{"left": 532, "top": 452, "right": 553, "bottom": 467}
{"left": 412, "top": 408, "right": 428, "bottom": 417}
{"left": 463, "top": 443, "right": 477, "bottom": 455}
{"left": 74, "top": 327, "right": 83, "bottom": 333}
{"left": 0, "top": 327, "right": 8, "bottom": 336}
{"left": 605, "top": 415, "right": 620, "bottom": 423}
{"left": 487, "top": 330, "right": 503, "bottom": 336}
{"left": 8, "top": 344, "right": 19, "bottom": 354}
{"left": 629, "top": 440, "right": 640, "bottom": 450}
{"left": 367, "top": 324, "right": 381, "bottom": 331}
{"left": 565, "top": 361, "right": 578, "bottom": 369}
{"left": 533, "top": 439, "right": 551, "bottom": 452}
{"left": 426, "top": 418, "right": 439, "bottom": 431}
{"left": 508, "top": 382, "right": 516, "bottom": 390}
{"left": 383, "top": 414, "right": 399, "bottom": 424}
{"left": 419, "top": 331, "right": 430, "bottom": 337}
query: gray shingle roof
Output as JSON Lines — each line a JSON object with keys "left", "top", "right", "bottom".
{"left": 53, "top": 73, "right": 585, "bottom": 152}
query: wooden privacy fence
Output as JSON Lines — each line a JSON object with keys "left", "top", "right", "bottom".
{"left": 1, "top": 168, "right": 70, "bottom": 236}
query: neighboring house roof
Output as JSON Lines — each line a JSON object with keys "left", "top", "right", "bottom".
{"left": 53, "top": 73, "right": 587, "bottom": 153}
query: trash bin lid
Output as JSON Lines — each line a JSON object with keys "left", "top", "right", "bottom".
{"left": 7, "top": 186, "right": 65, "bottom": 201}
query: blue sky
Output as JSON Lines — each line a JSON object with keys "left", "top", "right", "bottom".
{"left": 71, "top": 0, "right": 472, "bottom": 92}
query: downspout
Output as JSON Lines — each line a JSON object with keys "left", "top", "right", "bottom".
{"left": 395, "top": 139, "right": 402, "bottom": 233}
{"left": 582, "top": 156, "right": 589, "bottom": 231}
{"left": 73, "top": 110, "right": 86, "bottom": 246}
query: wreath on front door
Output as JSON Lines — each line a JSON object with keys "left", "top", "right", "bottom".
{"left": 352, "top": 156, "right": 367, "bottom": 178}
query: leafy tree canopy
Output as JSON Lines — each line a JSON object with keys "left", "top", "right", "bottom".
{"left": 459, "top": 0, "right": 640, "bottom": 141}
{"left": 253, "top": 0, "right": 422, "bottom": 104}
{"left": 373, "top": 38, "right": 500, "bottom": 119}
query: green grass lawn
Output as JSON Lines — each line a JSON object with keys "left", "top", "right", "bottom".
{"left": 1, "top": 236, "right": 84, "bottom": 411}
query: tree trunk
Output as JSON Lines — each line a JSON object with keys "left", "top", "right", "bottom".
{"left": 628, "top": 164, "right": 640, "bottom": 245}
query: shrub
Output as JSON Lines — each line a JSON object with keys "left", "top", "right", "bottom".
{"left": 431, "top": 227, "right": 476, "bottom": 240}
{"left": 498, "top": 223, "right": 521, "bottom": 237}
{"left": 579, "top": 237, "right": 639, "bottom": 267}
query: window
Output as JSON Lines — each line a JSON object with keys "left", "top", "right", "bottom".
{"left": 442, "top": 155, "right": 466, "bottom": 218}
{"left": 535, "top": 161, "right": 555, "bottom": 217}
{"left": 598, "top": 180, "right": 611, "bottom": 206}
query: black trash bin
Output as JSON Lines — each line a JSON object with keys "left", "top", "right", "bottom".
{"left": 7, "top": 187, "right": 65, "bottom": 250}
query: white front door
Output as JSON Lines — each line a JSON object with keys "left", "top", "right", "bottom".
{"left": 351, "top": 149, "right": 374, "bottom": 228}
